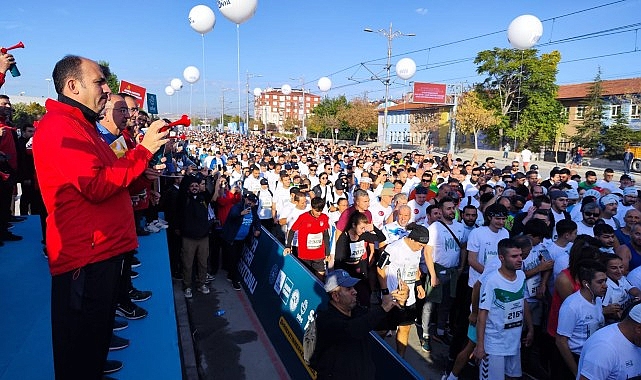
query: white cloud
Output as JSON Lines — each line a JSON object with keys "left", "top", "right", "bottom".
{"left": 416, "top": 8, "right": 428, "bottom": 15}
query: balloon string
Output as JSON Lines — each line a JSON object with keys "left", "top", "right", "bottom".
{"left": 202, "top": 33, "right": 207, "bottom": 127}
{"left": 190, "top": 83, "right": 193, "bottom": 117}
{"left": 237, "top": 23, "right": 242, "bottom": 135}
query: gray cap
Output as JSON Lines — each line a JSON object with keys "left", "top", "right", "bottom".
{"left": 324, "top": 269, "right": 360, "bottom": 292}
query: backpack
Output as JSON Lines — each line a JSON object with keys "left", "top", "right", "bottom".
{"left": 302, "top": 312, "right": 317, "bottom": 366}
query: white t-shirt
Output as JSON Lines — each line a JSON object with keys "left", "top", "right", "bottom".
{"left": 556, "top": 290, "right": 605, "bottom": 354}
{"left": 521, "top": 149, "right": 532, "bottom": 163}
{"left": 576, "top": 221, "right": 595, "bottom": 237}
{"left": 479, "top": 269, "right": 526, "bottom": 356}
{"left": 243, "top": 176, "right": 262, "bottom": 195}
{"left": 577, "top": 323, "right": 641, "bottom": 380}
{"left": 548, "top": 240, "right": 573, "bottom": 282}
{"left": 616, "top": 204, "right": 635, "bottom": 227}
{"left": 383, "top": 238, "right": 422, "bottom": 307}
{"left": 257, "top": 188, "right": 274, "bottom": 220}
{"left": 522, "top": 242, "right": 552, "bottom": 302}
{"left": 427, "top": 220, "right": 466, "bottom": 268}
{"left": 369, "top": 200, "right": 393, "bottom": 230}
{"left": 283, "top": 206, "right": 309, "bottom": 246}
{"left": 602, "top": 276, "right": 635, "bottom": 311}
{"left": 467, "top": 226, "right": 510, "bottom": 287}
{"left": 407, "top": 199, "right": 428, "bottom": 224}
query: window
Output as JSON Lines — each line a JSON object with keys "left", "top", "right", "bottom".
{"left": 611, "top": 105, "right": 621, "bottom": 118}
{"left": 631, "top": 104, "right": 640, "bottom": 119}
{"left": 576, "top": 106, "right": 585, "bottom": 120}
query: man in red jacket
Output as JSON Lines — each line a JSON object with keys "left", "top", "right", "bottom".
{"left": 32, "top": 55, "right": 168, "bottom": 380}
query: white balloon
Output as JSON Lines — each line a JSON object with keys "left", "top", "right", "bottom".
{"left": 317, "top": 77, "right": 332, "bottom": 92}
{"left": 170, "top": 78, "right": 183, "bottom": 91}
{"left": 395, "top": 58, "right": 416, "bottom": 80}
{"left": 281, "top": 84, "right": 292, "bottom": 95}
{"left": 183, "top": 66, "right": 201, "bottom": 84}
{"left": 165, "top": 86, "right": 175, "bottom": 96}
{"left": 253, "top": 87, "right": 262, "bottom": 97}
{"left": 507, "top": 14, "right": 543, "bottom": 50}
{"left": 218, "top": 0, "right": 258, "bottom": 25}
{"left": 189, "top": 5, "right": 216, "bottom": 34}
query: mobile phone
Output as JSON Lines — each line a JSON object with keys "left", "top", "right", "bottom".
{"left": 169, "top": 131, "right": 177, "bottom": 138}
{"left": 149, "top": 144, "right": 166, "bottom": 167}
{"left": 397, "top": 269, "right": 403, "bottom": 290}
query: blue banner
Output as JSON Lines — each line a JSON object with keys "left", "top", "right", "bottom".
{"left": 239, "top": 228, "right": 422, "bottom": 380}
{"left": 146, "top": 93, "right": 158, "bottom": 114}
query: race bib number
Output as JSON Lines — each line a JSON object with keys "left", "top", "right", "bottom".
{"left": 403, "top": 266, "right": 418, "bottom": 284}
{"left": 307, "top": 233, "right": 323, "bottom": 250}
{"left": 526, "top": 276, "right": 541, "bottom": 297}
{"left": 504, "top": 300, "right": 523, "bottom": 329}
{"left": 349, "top": 241, "right": 366, "bottom": 261}
{"left": 262, "top": 200, "right": 272, "bottom": 208}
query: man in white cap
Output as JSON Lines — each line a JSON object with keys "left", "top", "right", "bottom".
{"left": 599, "top": 194, "right": 621, "bottom": 230}
{"left": 311, "top": 269, "right": 408, "bottom": 379}
{"left": 577, "top": 302, "right": 641, "bottom": 379}
{"left": 369, "top": 182, "right": 394, "bottom": 229}
{"left": 616, "top": 187, "right": 638, "bottom": 226}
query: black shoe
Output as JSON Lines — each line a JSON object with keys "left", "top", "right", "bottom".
{"left": 232, "top": 281, "right": 241, "bottom": 291}
{"left": 103, "top": 360, "right": 123, "bottom": 374}
{"left": 116, "top": 303, "right": 148, "bottom": 320}
{"left": 433, "top": 333, "right": 452, "bottom": 346}
{"left": 172, "top": 272, "right": 183, "bottom": 281}
{"left": 130, "top": 270, "right": 139, "bottom": 279}
{"left": 113, "top": 318, "right": 128, "bottom": 331}
{"left": 109, "top": 334, "right": 129, "bottom": 351}
{"left": 1, "top": 232, "right": 22, "bottom": 241}
{"left": 9, "top": 215, "right": 26, "bottom": 223}
{"left": 136, "top": 228, "right": 150, "bottom": 236}
{"left": 129, "top": 288, "right": 152, "bottom": 302}
{"left": 131, "top": 257, "right": 141, "bottom": 268}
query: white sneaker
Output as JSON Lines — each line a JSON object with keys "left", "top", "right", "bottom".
{"left": 154, "top": 219, "right": 169, "bottom": 226}
{"left": 152, "top": 221, "right": 168, "bottom": 229}
{"left": 184, "top": 288, "right": 193, "bottom": 298}
{"left": 198, "top": 285, "right": 210, "bottom": 294}
{"left": 145, "top": 224, "right": 160, "bottom": 233}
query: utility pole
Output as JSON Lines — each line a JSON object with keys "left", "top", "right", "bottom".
{"left": 246, "top": 72, "right": 262, "bottom": 136}
{"left": 448, "top": 83, "right": 463, "bottom": 154}
{"left": 364, "top": 23, "right": 415, "bottom": 148}
{"left": 221, "top": 88, "right": 232, "bottom": 133}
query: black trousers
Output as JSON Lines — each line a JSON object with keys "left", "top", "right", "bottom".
{"left": 51, "top": 254, "right": 124, "bottom": 380}
{"left": 229, "top": 239, "right": 246, "bottom": 283}
{"left": 117, "top": 251, "right": 134, "bottom": 307}
{"left": 19, "top": 181, "right": 39, "bottom": 215}
{"left": 166, "top": 226, "right": 182, "bottom": 275}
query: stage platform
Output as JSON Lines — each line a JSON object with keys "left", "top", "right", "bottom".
{"left": 0, "top": 217, "right": 182, "bottom": 380}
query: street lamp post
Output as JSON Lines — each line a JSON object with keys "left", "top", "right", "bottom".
{"left": 290, "top": 77, "right": 306, "bottom": 140}
{"left": 364, "top": 22, "right": 415, "bottom": 148}
{"left": 246, "top": 72, "right": 262, "bottom": 136}
{"left": 221, "top": 87, "right": 233, "bottom": 133}
{"left": 45, "top": 78, "right": 52, "bottom": 98}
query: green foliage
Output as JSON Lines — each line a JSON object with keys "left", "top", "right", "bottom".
{"left": 97, "top": 60, "right": 120, "bottom": 95}
{"left": 603, "top": 112, "right": 637, "bottom": 159}
{"left": 573, "top": 68, "right": 607, "bottom": 149}
{"left": 12, "top": 102, "right": 46, "bottom": 128}
{"left": 474, "top": 48, "right": 565, "bottom": 150}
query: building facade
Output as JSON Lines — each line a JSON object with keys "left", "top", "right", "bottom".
{"left": 253, "top": 88, "right": 321, "bottom": 133}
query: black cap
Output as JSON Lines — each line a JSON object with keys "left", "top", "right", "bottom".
{"left": 260, "top": 178, "right": 269, "bottom": 185}
{"left": 408, "top": 225, "right": 430, "bottom": 244}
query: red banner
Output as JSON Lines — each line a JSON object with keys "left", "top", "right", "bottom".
{"left": 119, "top": 80, "right": 146, "bottom": 108}
{"left": 413, "top": 82, "right": 447, "bottom": 104}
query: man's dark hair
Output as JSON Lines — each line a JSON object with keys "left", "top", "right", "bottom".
{"left": 0, "top": 94, "right": 9, "bottom": 101}
{"left": 52, "top": 55, "right": 84, "bottom": 94}
{"left": 556, "top": 219, "right": 578, "bottom": 237}
{"left": 532, "top": 195, "right": 551, "bottom": 208}
{"left": 462, "top": 204, "right": 478, "bottom": 214}
{"left": 426, "top": 204, "right": 439, "bottom": 216}
{"left": 311, "top": 197, "right": 324, "bottom": 212}
{"left": 593, "top": 223, "right": 614, "bottom": 237}
{"left": 604, "top": 168, "right": 614, "bottom": 174}
{"left": 498, "top": 238, "right": 520, "bottom": 257}
{"left": 585, "top": 170, "right": 597, "bottom": 177}
{"left": 524, "top": 219, "right": 549, "bottom": 239}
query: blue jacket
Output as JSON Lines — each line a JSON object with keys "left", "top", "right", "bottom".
{"left": 221, "top": 201, "right": 261, "bottom": 244}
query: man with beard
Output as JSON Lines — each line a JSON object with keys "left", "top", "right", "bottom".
{"left": 421, "top": 197, "right": 467, "bottom": 351}
{"left": 616, "top": 187, "right": 638, "bottom": 226}
{"left": 599, "top": 194, "right": 621, "bottom": 230}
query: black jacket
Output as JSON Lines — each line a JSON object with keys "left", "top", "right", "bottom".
{"left": 177, "top": 193, "right": 210, "bottom": 239}
{"left": 311, "top": 303, "right": 387, "bottom": 380}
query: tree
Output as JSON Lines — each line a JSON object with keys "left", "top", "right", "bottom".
{"left": 306, "top": 113, "right": 326, "bottom": 139}
{"left": 312, "top": 96, "right": 348, "bottom": 143}
{"left": 337, "top": 98, "right": 377, "bottom": 145}
{"left": 603, "top": 111, "right": 636, "bottom": 159}
{"left": 573, "top": 68, "right": 607, "bottom": 149}
{"left": 98, "top": 60, "right": 120, "bottom": 94}
{"left": 12, "top": 102, "right": 46, "bottom": 128}
{"left": 455, "top": 91, "right": 501, "bottom": 151}
{"left": 474, "top": 48, "right": 565, "bottom": 150}
{"left": 410, "top": 108, "right": 441, "bottom": 149}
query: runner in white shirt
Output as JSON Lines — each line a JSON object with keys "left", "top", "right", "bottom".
{"left": 601, "top": 254, "right": 641, "bottom": 323}
{"left": 369, "top": 183, "right": 395, "bottom": 229}
{"left": 547, "top": 219, "right": 577, "bottom": 282}
{"left": 408, "top": 186, "right": 429, "bottom": 224}
{"left": 556, "top": 260, "right": 607, "bottom": 378}
{"left": 280, "top": 193, "right": 310, "bottom": 251}
{"left": 473, "top": 238, "right": 532, "bottom": 380}
{"left": 422, "top": 197, "right": 467, "bottom": 346}
{"left": 382, "top": 205, "right": 411, "bottom": 245}
{"left": 467, "top": 203, "right": 510, "bottom": 287}
{"left": 377, "top": 224, "right": 428, "bottom": 358}
{"left": 242, "top": 165, "right": 262, "bottom": 194}
{"left": 577, "top": 303, "right": 641, "bottom": 380}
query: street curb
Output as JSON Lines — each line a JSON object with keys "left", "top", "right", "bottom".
{"left": 173, "top": 280, "right": 199, "bottom": 380}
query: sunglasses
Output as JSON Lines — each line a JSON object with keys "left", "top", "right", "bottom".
{"left": 584, "top": 212, "right": 600, "bottom": 217}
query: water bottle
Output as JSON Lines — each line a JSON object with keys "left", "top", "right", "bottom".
{"left": 214, "top": 309, "right": 226, "bottom": 317}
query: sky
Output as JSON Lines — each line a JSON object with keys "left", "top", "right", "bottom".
{"left": 1, "top": 0, "right": 641, "bottom": 121}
